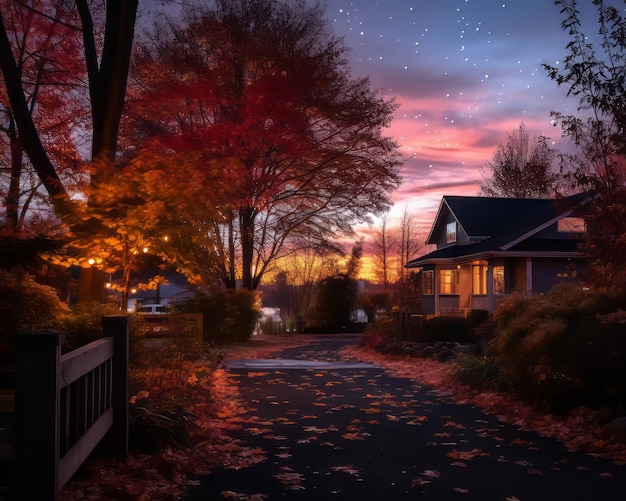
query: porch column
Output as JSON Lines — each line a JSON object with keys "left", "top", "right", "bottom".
{"left": 434, "top": 265, "right": 439, "bottom": 315}
{"left": 486, "top": 264, "right": 494, "bottom": 312}
{"left": 526, "top": 258, "right": 533, "bottom": 296}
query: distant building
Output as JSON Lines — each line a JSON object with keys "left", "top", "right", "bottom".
{"left": 405, "top": 192, "right": 594, "bottom": 316}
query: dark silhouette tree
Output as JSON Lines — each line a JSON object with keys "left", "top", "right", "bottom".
{"left": 545, "top": 0, "right": 626, "bottom": 291}
{"left": 479, "top": 123, "right": 560, "bottom": 198}
{"left": 314, "top": 241, "right": 362, "bottom": 330}
{"left": 544, "top": 0, "right": 626, "bottom": 191}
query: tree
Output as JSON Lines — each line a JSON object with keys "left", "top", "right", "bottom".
{"left": 0, "top": 1, "right": 138, "bottom": 214}
{"left": 127, "top": 0, "right": 402, "bottom": 290}
{"left": 314, "top": 241, "right": 362, "bottom": 330}
{"left": 0, "top": 0, "right": 86, "bottom": 236}
{"left": 395, "top": 206, "right": 422, "bottom": 307}
{"left": 544, "top": 0, "right": 626, "bottom": 191}
{"left": 371, "top": 211, "right": 394, "bottom": 294}
{"left": 479, "top": 123, "right": 560, "bottom": 198}
{"left": 545, "top": 0, "right": 626, "bottom": 291}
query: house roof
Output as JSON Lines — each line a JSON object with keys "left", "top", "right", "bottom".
{"left": 407, "top": 192, "right": 594, "bottom": 267}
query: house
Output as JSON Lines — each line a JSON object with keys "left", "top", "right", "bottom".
{"left": 405, "top": 192, "right": 595, "bottom": 316}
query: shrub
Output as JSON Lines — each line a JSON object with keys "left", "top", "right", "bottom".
{"left": 489, "top": 284, "right": 626, "bottom": 411}
{"left": 0, "top": 268, "right": 69, "bottom": 364}
{"left": 60, "top": 300, "right": 121, "bottom": 351}
{"left": 452, "top": 354, "right": 505, "bottom": 391}
{"left": 172, "top": 288, "right": 261, "bottom": 344}
{"left": 422, "top": 315, "right": 474, "bottom": 343}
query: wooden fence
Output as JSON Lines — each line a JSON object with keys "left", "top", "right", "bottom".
{"left": 12, "top": 315, "right": 129, "bottom": 501}
{"left": 391, "top": 311, "right": 424, "bottom": 340}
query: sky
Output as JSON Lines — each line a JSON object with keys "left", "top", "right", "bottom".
{"left": 323, "top": 0, "right": 612, "bottom": 235}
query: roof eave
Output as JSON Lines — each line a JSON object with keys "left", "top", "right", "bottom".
{"left": 406, "top": 250, "right": 586, "bottom": 267}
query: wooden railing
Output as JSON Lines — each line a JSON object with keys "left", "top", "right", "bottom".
{"left": 12, "top": 315, "right": 129, "bottom": 501}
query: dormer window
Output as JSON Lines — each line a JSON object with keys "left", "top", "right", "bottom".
{"left": 446, "top": 221, "right": 457, "bottom": 244}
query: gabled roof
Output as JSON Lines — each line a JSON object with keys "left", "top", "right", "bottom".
{"left": 408, "top": 192, "right": 594, "bottom": 267}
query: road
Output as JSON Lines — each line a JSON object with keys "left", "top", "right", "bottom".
{"left": 188, "top": 335, "right": 626, "bottom": 500}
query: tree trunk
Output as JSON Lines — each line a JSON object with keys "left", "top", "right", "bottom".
{"left": 76, "top": 0, "right": 138, "bottom": 162}
{"left": 239, "top": 206, "right": 255, "bottom": 290}
{"left": 0, "top": 13, "right": 70, "bottom": 213}
{"left": 6, "top": 114, "right": 22, "bottom": 232}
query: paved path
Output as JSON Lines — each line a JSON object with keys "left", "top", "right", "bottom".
{"left": 189, "top": 335, "right": 626, "bottom": 500}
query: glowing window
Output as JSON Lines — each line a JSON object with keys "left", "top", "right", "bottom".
{"left": 446, "top": 221, "right": 457, "bottom": 243}
{"left": 558, "top": 217, "right": 585, "bottom": 233}
{"left": 472, "top": 265, "right": 487, "bottom": 295}
{"left": 493, "top": 266, "right": 505, "bottom": 295}
{"left": 439, "top": 268, "right": 459, "bottom": 295}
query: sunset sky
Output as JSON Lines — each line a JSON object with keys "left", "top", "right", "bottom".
{"left": 324, "top": 0, "right": 611, "bottom": 236}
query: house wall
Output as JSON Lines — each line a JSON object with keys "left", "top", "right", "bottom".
{"left": 511, "top": 259, "right": 528, "bottom": 294}
{"left": 532, "top": 258, "right": 587, "bottom": 293}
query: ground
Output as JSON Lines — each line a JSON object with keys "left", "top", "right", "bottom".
{"left": 60, "top": 333, "right": 626, "bottom": 500}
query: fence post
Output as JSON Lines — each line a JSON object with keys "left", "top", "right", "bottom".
{"left": 13, "top": 329, "right": 64, "bottom": 501}
{"left": 102, "top": 315, "right": 129, "bottom": 461}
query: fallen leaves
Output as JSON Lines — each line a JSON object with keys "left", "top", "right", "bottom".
{"left": 447, "top": 448, "right": 490, "bottom": 461}
{"left": 273, "top": 472, "right": 305, "bottom": 490}
{"left": 344, "top": 344, "right": 626, "bottom": 465}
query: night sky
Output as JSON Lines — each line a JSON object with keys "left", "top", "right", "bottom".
{"left": 324, "top": 0, "right": 614, "bottom": 233}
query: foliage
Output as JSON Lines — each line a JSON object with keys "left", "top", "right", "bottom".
{"left": 422, "top": 316, "right": 474, "bottom": 344}
{"left": 59, "top": 300, "right": 120, "bottom": 352}
{"left": 173, "top": 289, "right": 261, "bottom": 344}
{"left": 130, "top": 402, "right": 199, "bottom": 454}
{"left": 545, "top": 0, "right": 626, "bottom": 190}
{"left": 0, "top": 267, "right": 69, "bottom": 360}
{"left": 451, "top": 354, "right": 505, "bottom": 392}
{"left": 579, "top": 187, "right": 626, "bottom": 292}
{"left": 312, "top": 274, "right": 359, "bottom": 331}
{"left": 489, "top": 284, "right": 626, "bottom": 411}
{"left": 0, "top": 0, "right": 138, "bottom": 217}
{"left": 479, "top": 123, "right": 561, "bottom": 198}
{"left": 0, "top": 0, "right": 87, "bottom": 234}
{"left": 127, "top": 0, "right": 402, "bottom": 290}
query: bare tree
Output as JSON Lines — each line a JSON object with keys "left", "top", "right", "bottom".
{"left": 396, "top": 206, "right": 423, "bottom": 305}
{"left": 479, "top": 123, "right": 560, "bottom": 198}
{"left": 371, "top": 211, "right": 394, "bottom": 292}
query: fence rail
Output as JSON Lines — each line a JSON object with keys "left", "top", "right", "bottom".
{"left": 12, "top": 315, "right": 129, "bottom": 501}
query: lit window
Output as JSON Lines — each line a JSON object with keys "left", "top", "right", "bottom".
{"left": 423, "top": 270, "right": 434, "bottom": 295}
{"left": 439, "top": 268, "right": 459, "bottom": 294}
{"left": 558, "top": 217, "right": 585, "bottom": 233}
{"left": 446, "top": 221, "right": 457, "bottom": 243}
{"left": 493, "top": 265, "right": 505, "bottom": 295}
{"left": 472, "top": 265, "right": 487, "bottom": 295}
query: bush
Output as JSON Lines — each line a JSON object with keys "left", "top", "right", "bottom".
{"left": 423, "top": 315, "right": 474, "bottom": 343}
{"left": 0, "top": 268, "right": 69, "bottom": 364}
{"left": 172, "top": 288, "right": 261, "bottom": 344}
{"left": 60, "top": 300, "right": 121, "bottom": 351}
{"left": 452, "top": 354, "right": 505, "bottom": 391}
{"left": 489, "top": 284, "right": 626, "bottom": 412}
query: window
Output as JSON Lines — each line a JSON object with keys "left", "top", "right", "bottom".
{"left": 472, "top": 265, "right": 487, "bottom": 295}
{"left": 446, "top": 221, "right": 457, "bottom": 244}
{"left": 493, "top": 265, "right": 505, "bottom": 295}
{"left": 558, "top": 217, "right": 585, "bottom": 233}
{"left": 439, "top": 268, "right": 459, "bottom": 294}
{"left": 423, "top": 270, "right": 434, "bottom": 295}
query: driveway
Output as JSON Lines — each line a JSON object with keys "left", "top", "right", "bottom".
{"left": 188, "top": 335, "right": 626, "bottom": 500}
